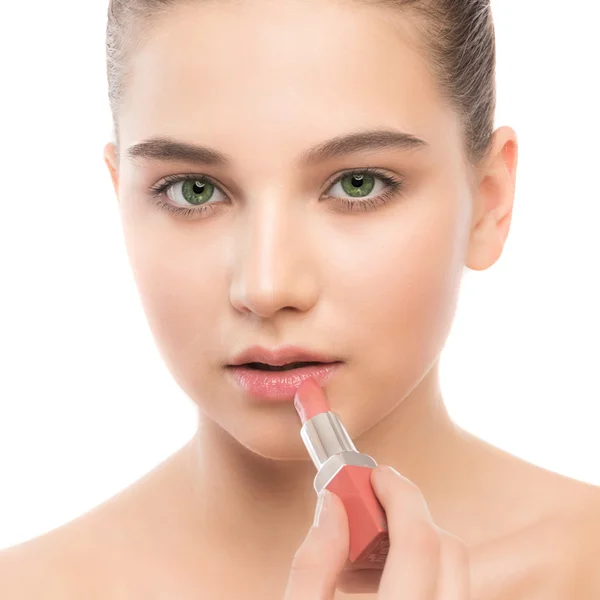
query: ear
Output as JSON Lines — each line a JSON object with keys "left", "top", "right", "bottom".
{"left": 465, "top": 126, "right": 519, "bottom": 271}
{"left": 103, "top": 142, "right": 120, "bottom": 201}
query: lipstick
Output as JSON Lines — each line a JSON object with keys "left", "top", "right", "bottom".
{"left": 293, "top": 377, "right": 389, "bottom": 570}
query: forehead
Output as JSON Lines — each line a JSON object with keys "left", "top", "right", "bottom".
{"left": 119, "top": 0, "right": 455, "bottom": 166}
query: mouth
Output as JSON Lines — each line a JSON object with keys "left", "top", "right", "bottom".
{"left": 240, "top": 361, "right": 328, "bottom": 372}
{"left": 226, "top": 360, "right": 342, "bottom": 401}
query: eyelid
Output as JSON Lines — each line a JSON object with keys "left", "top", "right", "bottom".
{"left": 150, "top": 172, "right": 222, "bottom": 194}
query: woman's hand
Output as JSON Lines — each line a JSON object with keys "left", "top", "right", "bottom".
{"left": 283, "top": 465, "right": 470, "bottom": 598}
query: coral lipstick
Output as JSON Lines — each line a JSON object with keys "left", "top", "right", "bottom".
{"left": 293, "top": 376, "right": 330, "bottom": 423}
{"left": 293, "top": 378, "right": 389, "bottom": 570}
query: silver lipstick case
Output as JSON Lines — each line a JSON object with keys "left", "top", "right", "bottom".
{"left": 300, "top": 411, "right": 379, "bottom": 494}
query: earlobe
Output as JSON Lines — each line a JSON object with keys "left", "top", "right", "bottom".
{"left": 465, "top": 126, "right": 519, "bottom": 272}
{"left": 103, "top": 142, "right": 120, "bottom": 200}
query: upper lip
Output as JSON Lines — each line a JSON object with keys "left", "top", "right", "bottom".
{"left": 228, "top": 345, "right": 341, "bottom": 367}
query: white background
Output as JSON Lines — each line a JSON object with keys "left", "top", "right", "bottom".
{"left": 0, "top": 1, "right": 598, "bottom": 550}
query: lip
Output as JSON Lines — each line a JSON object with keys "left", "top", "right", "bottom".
{"left": 226, "top": 345, "right": 343, "bottom": 401}
{"left": 229, "top": 345, "right": 341, "bottom": 367}
{"left": 226, "top": 362, "right": 342, "bottom": 401}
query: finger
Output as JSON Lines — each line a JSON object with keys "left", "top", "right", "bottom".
{"left": 434, "top": 530, "right": 470, "bottom": 600}
{"left": 336, "top": 567, "right": 382, "bottom": 595}
{"left": 283, "top": 490, "right": 350, "bottom": 600}
{"left": 371, "top": 466, "right": 441, "bottom": 599}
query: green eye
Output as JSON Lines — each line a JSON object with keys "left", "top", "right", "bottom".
{"left": 339, "top": 173, "right": 375, "bottom": 198}
{"left": 179, "top": 179, "right": 215, "bottom": 205}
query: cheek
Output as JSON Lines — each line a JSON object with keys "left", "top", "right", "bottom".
{"left": 328, "top": 191, "right": 468, "bottom": 381}
{"left": 119, "top": 208, "right": 228, "bottom": 380}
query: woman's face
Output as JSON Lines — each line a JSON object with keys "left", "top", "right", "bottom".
{"left": 106, "top": 0, "right": 479, "bottom": 459}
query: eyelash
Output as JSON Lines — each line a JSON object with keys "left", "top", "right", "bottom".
{"left": 148, "top": 167, "right": 405, "bottom": 220}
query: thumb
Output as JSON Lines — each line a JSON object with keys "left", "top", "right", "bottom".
{"left": 283, "top": 489, "right": 350, "bottom": 600}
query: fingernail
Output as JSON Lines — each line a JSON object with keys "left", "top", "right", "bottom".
{"left": 376, "top": 465, "right": 401, "bottom": 477}
{"left": 313, "top": 489, "right": 333, "bottom": 528}
{"left": 374, "top": 465, "right": 392, "bottom": 479}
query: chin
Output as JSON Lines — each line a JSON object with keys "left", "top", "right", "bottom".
{"left": 228, "top": 411, "right": 314, "bottom": 461}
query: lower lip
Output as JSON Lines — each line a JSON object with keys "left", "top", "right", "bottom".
{"left": 226, "top": 362, "right": 342, "bottom": 401}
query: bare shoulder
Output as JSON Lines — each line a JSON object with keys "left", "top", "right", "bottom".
{"left": 470, "top": 474, "right": 600, "bottom": 599}
{"left": 0, "top": 485, "right": 154, "bottom": 600}
{"left": 0, "top": 522, "right": 92, "bottom": 600}
{"left": 0, "top": 476, "right": 148, "bottom": 599}
{"left": 0, "top": 479, "right": 157, "bottom": 600}
{"left": 561, "top": 484, "right": 600, "bottom": 596}
{"left": 0, "top": 445, "right": 195, "bottom": 599}
{"left": 528, "top": 482, "right": 600, "bottom": 597}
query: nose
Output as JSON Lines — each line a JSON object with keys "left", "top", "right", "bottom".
{"left": 229, "top": 198, "right": 319, "bottom": 318}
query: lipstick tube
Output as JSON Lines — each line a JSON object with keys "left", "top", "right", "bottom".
{"left": 295, "top": 380, "right": 389, "bottom": 570}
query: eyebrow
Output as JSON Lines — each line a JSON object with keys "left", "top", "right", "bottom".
{"left": 125, "top": 128, "right": 429, "bottom": 168}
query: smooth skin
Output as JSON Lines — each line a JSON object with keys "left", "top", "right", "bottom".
{"left": 2, "top": 0, "right": 600, "bottom": 598}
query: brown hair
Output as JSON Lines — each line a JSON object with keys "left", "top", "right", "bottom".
{"left": 106, "top": 0, "right": 496, "bottom": 166}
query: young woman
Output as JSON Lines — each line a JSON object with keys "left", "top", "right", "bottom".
{"left": 1, "top": 0, "right": 599, "bottom": 598}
